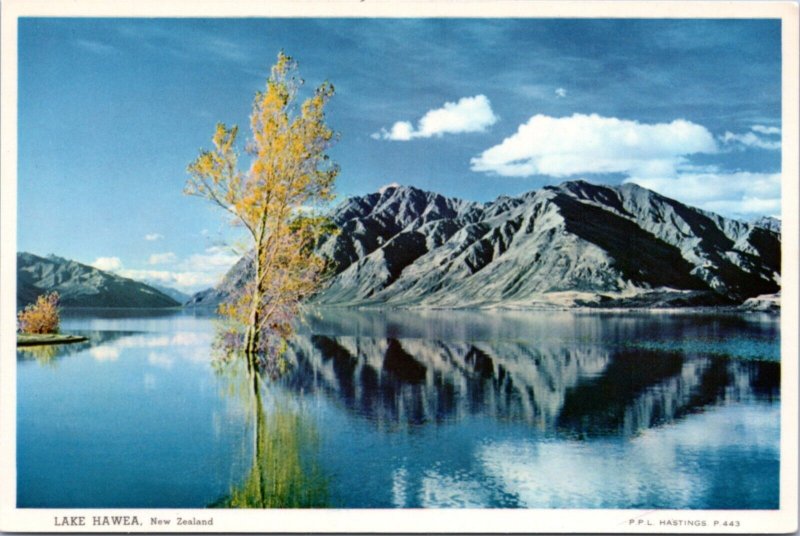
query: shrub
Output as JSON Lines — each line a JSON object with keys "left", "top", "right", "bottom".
{"left": 18, "top": 292, "right": 60, "bottom": 334}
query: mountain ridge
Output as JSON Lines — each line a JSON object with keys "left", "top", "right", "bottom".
{"left": 17, "top": 252, "right": 181, "bottom": 308}
{"left": 189, "top": 180, "right": 782, "bottom": 309}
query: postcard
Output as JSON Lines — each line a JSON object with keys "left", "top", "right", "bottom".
{"left": 1, "top": 1, "right": 797, "bottom": 533}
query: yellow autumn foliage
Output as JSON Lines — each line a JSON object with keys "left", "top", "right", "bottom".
{"left": 17, "top": 292, "right": 60, "bottom": 334}
{"left": 186, "top": 52, "right": 338, "bottom": 356}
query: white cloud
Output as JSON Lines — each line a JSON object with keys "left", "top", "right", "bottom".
{"left": 625, "top": 171, "right": 781, "bottom": 218}
{"left": 91, "top": 256, "right": 123, "bottom": 272}
{"left": 182, "top": 246, "right": 240, "bottom": 271}
{"left": 471, "top": 113, "right": 717, "bottom": 178}
{"left": 376, "top": 95, "right": 498, "bottom": 141}
{"left": 144, "top": 233, "right": 163, "bottom": 241}
{"left": 118, "top": 269, "right": 222, "bottom": 291}
{"left": 381, "top": 121, "right": 415, "bottom": 141}
{"left": 147, "top": 252, "right": 177, "bottom": 265}
{"left": 117, "top": 246, "right": 239, "bottom": 292}
{"left": 751, "top": 125, "right": 781, "bottom": 135}
{"left": 555, "top": 87, "right": 567, "bottom": 98}
{"left": 91, "top": 246, "right": 240, "bottom": 293}
{"left": 720, "top": 126, "right": 781, "bottom": 151}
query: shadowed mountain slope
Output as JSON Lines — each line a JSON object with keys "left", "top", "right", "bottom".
{"left": 190, "top": 180, "right": 781, "bottom": 309}
{"left": 17, "top": 252, "right": 180, "bottom": 308}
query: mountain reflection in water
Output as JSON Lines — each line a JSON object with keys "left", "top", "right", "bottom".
{"left": 17, "top": 308, "right": 779, "bottom": 509}
{"left": 278, "top": 331, "right": 778, "bottom": 438}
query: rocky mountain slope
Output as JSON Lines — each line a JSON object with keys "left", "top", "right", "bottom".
{"left": 753, "top": 216, "right": 781, "bottom": 234}
{"left": 184, "top": 252, "right": 253, "bottom": 308}
{"left": 191, "top": 180, "right": 781, "bottom": 309}
{"left": 17, "top": 252, "right": 180, "bottom": 308}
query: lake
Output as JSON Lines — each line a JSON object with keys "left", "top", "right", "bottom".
{"left": 17, "top": 308, "right": 780, "bottom": 509}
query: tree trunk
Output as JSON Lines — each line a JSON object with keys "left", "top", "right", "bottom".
{"left": 244, "top": 300, "right": 261, "bottom": 359}
{"left": 244, "top": 248, "right": 264, "bottom": 360}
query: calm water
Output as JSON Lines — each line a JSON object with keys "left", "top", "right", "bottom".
{"left": 17, "top": 308, "right": 780, "bottom": 509}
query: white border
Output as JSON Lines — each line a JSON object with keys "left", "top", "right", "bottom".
{"left": 1, "top": 1, "right": 797, "bottom": 533}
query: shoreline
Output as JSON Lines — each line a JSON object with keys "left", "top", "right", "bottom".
{"left": 17, "top": 334, "right": 89, "bottom": 347}
{"left": 50, "top": 301, "right": 781, "bottom": 315}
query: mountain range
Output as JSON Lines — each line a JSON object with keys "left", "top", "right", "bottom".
{"left": 17, "top": 252, "right": 180, "bottom": 308}
{"left": 18, "top": 180, "right": 782, "bottom": 310}
{"left": 191, "top": 180, "right": 781, "bottom": 309}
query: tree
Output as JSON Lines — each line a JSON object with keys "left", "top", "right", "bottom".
{"left": 18, "top": 292, "right": 60, "bottom": 334}
{"left": 186, "top": 52, "right": 338, "bottom": 362}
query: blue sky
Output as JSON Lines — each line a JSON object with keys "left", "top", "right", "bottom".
{"left": 17, "top": 18, "right": 782, "bottom": 292}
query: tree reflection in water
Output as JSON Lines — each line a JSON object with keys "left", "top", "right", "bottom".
{"left": 212, "top": 348, "right": 328, "bottom": 508}
{"left": 16, "top": 331, "right": 126, "bottom": 366}
{"left": 17, "top": 344, "right": 61, "bottom": 366}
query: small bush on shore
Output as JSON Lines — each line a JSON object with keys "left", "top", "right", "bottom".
{"left": 18, "top": 292, "right": 60, "bottom": 334}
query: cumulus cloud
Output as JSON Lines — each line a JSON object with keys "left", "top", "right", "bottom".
{"left": 144, "top": 233, "right": 163, "bottom": 241}
{"left": 119, "top": 269, "right": 222, "bottom": 291}
{"left": 555, "top": 87, "right": 567, "bottom": 98}
{"left": 720, "top": 125, "right": 781, "bottom": 150}
{"left": 109, "top": 246, "right": 241, "bottom": 292}
{"left": 147, "top": 252, "right": 177, "bottom": 265}
{"left": 375, "top": 95, "right": 498, "bottom": 141}
{"left": 625, "top": 171, "right": 781, "bottom": 218}
{"left": 91, "top": 256, "right": 123, "bottom": 272}
{"left": 374, "top": 121, "right": 414, "bottom": 141}
{"left": 471, "top": 113, "right": 717, "bottom": 178}
{"left": 86, "top": 247, "right": 244, "bottom": 293}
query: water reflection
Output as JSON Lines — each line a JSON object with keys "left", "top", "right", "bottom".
{"left": 212, "top": 357, "right": 328, "bottom": 508}
{"left": 301, "top": 308, "right": 778, "bottom": 351}
{"left": 17, "top": 344, "right": 61, "bottom": 365}
{"left": 17, "top": 331, "right": 132, "bottom": 365}
{"left": 281, "top": 334, "right": 779, "bottom": 437}
{"left": 17, "top": 309, "right": 780, "bottom": 509}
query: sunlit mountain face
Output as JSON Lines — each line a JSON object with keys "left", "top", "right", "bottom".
{"left": 191, "top": 181, "right": 781, "bottom": 310}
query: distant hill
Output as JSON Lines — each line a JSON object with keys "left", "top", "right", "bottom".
{"left": 189, "top": 180, "right": 781, "bottom": 309}
{"left": 185, "top": 253, "right": 252, "bottom": 309}
{"left": 17, "top": 252, "right": 180, "bottom": 308}
{"left": 143, "top": 282, "right": 191, "bottom": 304}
